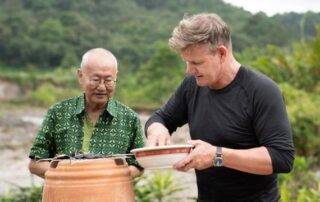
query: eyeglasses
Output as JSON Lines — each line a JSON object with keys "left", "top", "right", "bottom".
{"left": 89, "top": 77, "right": 116, "bottom": 87}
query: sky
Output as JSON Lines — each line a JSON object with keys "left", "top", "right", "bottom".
{"left": 223, "top": 0, "right": 320, "bottom": 16}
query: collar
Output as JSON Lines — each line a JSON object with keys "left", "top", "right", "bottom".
{"left": 106, "top": 98, "right": 117, "bottom": 117}
{"left": 75, "top": 94, "right": 117, "bottom": 118}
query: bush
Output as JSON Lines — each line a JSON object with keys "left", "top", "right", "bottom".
{"left": 279, "top": 156, "right": 320, "bottom": 202}
{"left": 0, "top": 186, "right": 42, "bottom": 202}
{"left": 30, "top": 83, "right": 80, "bottom": 107}
{"left": 280, "top": 83, "right": 320, "bottom": 157}
{"left": 134, "top": 171, "right": 186, "bottom": 202}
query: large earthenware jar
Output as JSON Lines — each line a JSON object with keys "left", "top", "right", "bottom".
{"left": 42, "top": 158, "right": 135, "bottom": 202}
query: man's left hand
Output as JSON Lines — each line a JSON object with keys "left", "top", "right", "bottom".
{"left": 173, "top": 140, "right": 216, "bottom": 172}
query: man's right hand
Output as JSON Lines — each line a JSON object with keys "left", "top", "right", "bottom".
{"left": 146, "top": 122, "right": 171, "bottom": 146}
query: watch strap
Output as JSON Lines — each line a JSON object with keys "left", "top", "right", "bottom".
{"left": 216, "top": 146, "right": 222, "bottom": 156}
{"left": 214, "top": 146, "right": 223, "bottom": 167}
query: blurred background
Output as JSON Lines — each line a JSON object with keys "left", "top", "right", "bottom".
{"left": 0, "top": 0, "right": 319, "bottom": 201}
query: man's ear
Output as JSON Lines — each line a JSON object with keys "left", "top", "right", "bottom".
{"left": 77, "top": 67, "right": 81, "bottom": 74}
{"left": 77, "top": 68, "right": 84, "bottom": 85}
{"left": 217, "top": 45, "right": 227, "bottom": 62}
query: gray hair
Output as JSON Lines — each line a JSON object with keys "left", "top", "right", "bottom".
{"left": 80, "top": 48, "right": 118, "bottom": 70}
{"left": 169, "top": 13, "right": 231, "bottom": 52}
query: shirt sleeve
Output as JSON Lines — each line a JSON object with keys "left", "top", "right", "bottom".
{"left": 126, "top": 114, "right": 145, "bottom": 170}
{"left": 29, "top": 107, "right": 55, "bottom": 159}
{"left": 252, "top": 78, "right": 295, "bottom": 173}
{"left": 145, "top": 77, "right": 190, "bottom": 134}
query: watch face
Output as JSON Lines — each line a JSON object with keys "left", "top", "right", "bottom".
{"left": 215, "top": 158, "right": 223, "bottom": 167}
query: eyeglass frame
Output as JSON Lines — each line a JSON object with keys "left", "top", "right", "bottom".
{"left": 87, "top": 76, "right": 117, "bottom": 88}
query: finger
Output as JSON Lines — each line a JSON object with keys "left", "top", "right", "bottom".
{"left": 165, "top": 135, "right": 171, "bottom": 145}
{"left": 182, "top": 160, "right": 194, "bottom": 171}
{"left": 173, "top": 154, "right": 193, "bottom": 169}
{"left": 158, "top": 134, "right": 168, "bottom": 146}
{"left": 174, "top": 165, "right": 187, "bottom": 172}
{"left": 146, "top": 138, "right": 155, "bottom": 146}
{"left": 175, "top": 165, "right": 189, "bottom": 172}
{"left": 157, "top": 136, "right": 165, "bottom": 146}
{"left": 174, "top": 161, "right": 189, "bottom": 171}
{"left": 187, "top": 140, "right": 203, "bottom": 146}
{"left": 176, "top": 160, "right": 194, "bottom": 172}
{"left": 173, "top": 161, "right": 187, "bottom": 170}
{"left": 146, "top": 135, "right": 158, "bottom": 146}
{"left": 176, "top": 148, "right": 199, "bottom": 169}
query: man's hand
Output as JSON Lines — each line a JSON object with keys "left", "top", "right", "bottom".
{"left": 146, "top": 123, "right": 171, "bottom": 146}
{"left": 174, "top": 140, "right": 216, "bottom": 172}
{"left": 128, "top": 166, "right": 143, "bottom": 179}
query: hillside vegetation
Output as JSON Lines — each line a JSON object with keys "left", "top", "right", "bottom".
{"left": 0, "top": 1, "right": 319, "bottom": 201}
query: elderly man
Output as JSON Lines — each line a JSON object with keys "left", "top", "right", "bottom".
{"left": 145, "top": 13, "right": 294, "bottom": 201}
{"left": 29, "top": 48, "right": 144, "bottom": 178}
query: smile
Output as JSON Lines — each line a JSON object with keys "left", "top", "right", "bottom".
{"left": 94, "top": 93, "right": 108, "bottom": 97}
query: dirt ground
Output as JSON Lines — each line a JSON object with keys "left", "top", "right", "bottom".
{"left": 0, "top": 106, "right": 197, "bottom": 200}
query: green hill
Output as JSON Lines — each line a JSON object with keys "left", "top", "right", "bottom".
{"left": 0, "top": 0, "right": 319, "bottom": 70}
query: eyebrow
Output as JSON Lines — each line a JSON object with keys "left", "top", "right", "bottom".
{"left": 91, "top": 74, "right": 113, "bottom": 78}
{"left": 185, "top": 59, "right": 203, "bottom": 63}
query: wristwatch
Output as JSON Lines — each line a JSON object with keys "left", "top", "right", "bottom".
{"left": 214, "top": 146, "right": 223, "bottom": 167}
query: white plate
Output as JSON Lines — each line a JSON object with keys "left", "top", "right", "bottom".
{"left": 131, "top": 144, "right": 193, "bottom": 169}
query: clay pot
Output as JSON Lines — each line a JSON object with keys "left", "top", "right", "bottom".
{"left": 42, "top": 158, "right": 135, "bottom": 202}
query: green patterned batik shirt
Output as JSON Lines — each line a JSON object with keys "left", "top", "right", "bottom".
{"left": 29, "top": 95, "right": 144, "bottom": 168}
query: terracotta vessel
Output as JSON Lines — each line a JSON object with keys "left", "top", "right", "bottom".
{"left": 42, "top": 158, "right": 135, "bottom": 202}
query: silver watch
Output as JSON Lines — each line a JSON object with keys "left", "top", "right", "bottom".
{"left": 214, "top": 146, "right": 223, "bottom": 167}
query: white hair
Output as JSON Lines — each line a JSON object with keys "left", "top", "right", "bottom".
{"left": 80, "top": 48, "right": 118, "bottom": 70}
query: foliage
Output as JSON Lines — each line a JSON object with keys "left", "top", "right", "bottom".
{"left": 30, "top": 83, "right": 80, "bottom": 107}
{"left": 0, "top": 1, "right": 319, "bottom": 201}
{"left": 237, "top": 27, "right": 320, "bottom": 159}
{"left": 0, "top": 1, "right": 320, "bottom": 70}
{"left": 0, "top": 67, "right": 78, "bottom": 90}
{"left": 1, "top": 22, "right": 319, "bottom": 154}
{"left": 0, "top": 67, "right": 80, "bottom": 107}
{"left": 0, "top": 186, "right": 42, "bottom": 202}
{"left": 238, "top": 27, "right": 320, "bottom": 93}
{"left": 279, "top": 156, "right": 320, "bottom": 202}
{"left": 117, "top": 43, "right": 184, "bottom": 109}
{"left": 280, "top": 84, "right": 320, "bottom": 157}
{"left": 134, "top": 171, "right": 185, "bottom": 202}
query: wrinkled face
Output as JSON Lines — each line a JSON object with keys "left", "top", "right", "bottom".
{"left": 181, "top": 43, "right": 223, "bottom": 88}
{"left": 78, "top": 64, "right": 117, "bottom": 107}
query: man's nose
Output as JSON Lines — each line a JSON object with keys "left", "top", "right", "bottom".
{"left": 96, "top": 82, "right": 107, "bottom": 91}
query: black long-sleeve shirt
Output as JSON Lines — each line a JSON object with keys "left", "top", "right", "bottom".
{"left": 145, "top": 66, "right": 294, "bottom": 202}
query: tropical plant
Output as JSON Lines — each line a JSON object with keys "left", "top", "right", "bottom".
{"left": 134, "top": 170, "right": 186, "bottom": 202}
